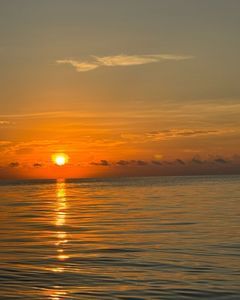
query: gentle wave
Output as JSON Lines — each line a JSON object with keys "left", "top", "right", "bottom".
{"left": 0, "top": 175, "right": 240, "bottom": 299}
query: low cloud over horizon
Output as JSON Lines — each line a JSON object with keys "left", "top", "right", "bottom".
{"left": 2, "top": 155, "right": 238, "bottom": 169}
{"left": 1, "top": 155, "right": 239, "bottom": 180}
{"left": 56, "top": 53, "right": 193, "bottom": 72}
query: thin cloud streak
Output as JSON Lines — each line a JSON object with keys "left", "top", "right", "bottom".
{"left": 122, "top": 128, "right": 229, "bottom": 143}
{"left": 56, "top": 59, "right": 98, "bottom": 72}
{"left": 0, "top": 121, "right": 11, "bottom": 125}
{"left": 1, "top": 101, "right": 239, "bottom": 120}
{"left": 56, "top": 54, "right": 194, "bottom": 72}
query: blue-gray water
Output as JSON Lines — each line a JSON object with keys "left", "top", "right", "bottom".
{"left": 0, "top": 175, "right": 239, "bottom": 299}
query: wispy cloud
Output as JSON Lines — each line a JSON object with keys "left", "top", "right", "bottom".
{"left": 94, "top": 54, "right": 193, "bottom": 66}
{"left": 0, "top": 111, "right": 69, "bottom": 119}
{"left": 122, "top": 128, "right": 226, "bottom": 143}
{"left": 0, "top": 140, "right": 12, "bottom": 146}
{"left": 0, "top": 120, "right": 14, "bottom": 126}
{"left": 56, "top": 53, "right": 193, "bottom": 72}
{"left": 56, "top": 59, "right": 98, "bottom": 72}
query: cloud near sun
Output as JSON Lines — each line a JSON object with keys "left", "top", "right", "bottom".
{"left": 56, "top": 54, "right": 194, "bottom": 72}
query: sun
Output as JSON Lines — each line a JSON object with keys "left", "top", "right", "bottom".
{"left": 52, "top": 153, "right": 69, "bottom": 166}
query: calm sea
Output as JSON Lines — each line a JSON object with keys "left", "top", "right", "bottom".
{"left": 0, "top": 175, "right": 239, "bottom": 299}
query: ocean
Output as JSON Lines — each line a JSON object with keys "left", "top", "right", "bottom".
{"left": 0, "top": 175, "right": 239, "bottom": 299}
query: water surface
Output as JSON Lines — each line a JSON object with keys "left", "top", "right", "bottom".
{"left": 0, "top": 175, "right": 239, "bottom": 299}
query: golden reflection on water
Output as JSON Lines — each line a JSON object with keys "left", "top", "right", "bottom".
{"left": 49, "top": 179, "right": 69, "bottom": 299}
{"left": 44, "top": 287, "right": 67, "bottom": 300}
{"left": 56, "top": 180, "right": 67, "bottom": 227}
{"left": 1, "top": 176, "right": 240, "bottom": 299}
{"left": 55, "top": 179, "right": 69, "bottom": 260}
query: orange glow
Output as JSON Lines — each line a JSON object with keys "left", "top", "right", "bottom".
{"left": 52, "top": 153, "right": 69, "bottom": 166}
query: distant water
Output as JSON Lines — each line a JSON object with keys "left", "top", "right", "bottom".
{"left": 0, "top": 175, "right": 239, "bottom": 299}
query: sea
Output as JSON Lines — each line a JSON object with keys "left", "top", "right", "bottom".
{"left": 0, "top": 175, "right": 239, "bottom": 299}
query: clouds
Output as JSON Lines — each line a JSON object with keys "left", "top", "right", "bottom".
{"left": 214, "top": 158, "right": 228, "bottom": 164}
{"left": 0, "top": 121, "right": 11, "bottom": 125}
{"left": 90, "top": 160, "right": 111, "bottom": 166}
{"left": 33, "top": 163, "right": 43, "bottom": 168}
{"left": 176, "top": 159, "right": 185, "bottom": 165}
{"left": 56, "top": 59, "right": 98, "bottom": 72}
{"left": 146, "top": 129, "right": 221, "bottom": 140}
{"left": 3, "top": 156, "right": 237, "bottom": 169}
{"left": 116, "top": 160, "right": 131, "bottom": 166}
{"left": 91, "top": 159, "right": 149, "bottom": 167}
{"left": 56, "top": 53, "right": 193, "bottom": 72}
{"left": 191, "top": 157, "right": 204, "bottom": 164}
{"left": 8, "top": 162, "right": 44, "bottom": 168}
{"left": 0, "top": 140, "right": 12, "bottom": 147}
{"left": 0, "top": 120, "right": 14, "bottom": 127}
{"left": 122, "top": 128, "right": 225, "bottom": 143}
{"left": 1, "top": 155, "right": 239, "bottom": 180}
{"left": 8, "top": 162, "right": 20, "bottom": 168}
{"left": 94, "top": 54, "right": 193, "bottom": 66}
{"left": 89, "top": 156, "right": 237, "bottom": 169}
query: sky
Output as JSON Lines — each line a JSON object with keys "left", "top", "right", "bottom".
{"left": 0, "top": 0, "right": 240, "bottom": 179}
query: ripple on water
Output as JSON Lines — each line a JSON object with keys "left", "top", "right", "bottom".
{"left": 0, "top": 175, "right": 240, "bottom": 299}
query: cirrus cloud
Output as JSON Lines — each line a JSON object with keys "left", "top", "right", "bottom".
{"left": 56, "top": 53, "right": 193, "bottom": 72}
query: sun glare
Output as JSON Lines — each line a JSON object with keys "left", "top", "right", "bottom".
{"left": 52, "top": 153, "right": 69, "bottom": 166}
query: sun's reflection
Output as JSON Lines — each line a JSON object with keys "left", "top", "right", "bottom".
{"left": 44, "top": 287, "right": 67, "bottom": 300}
{"left": 47, "top": 179, "right": 70, "bottom": 299}
{"left": 56, "top": 179, "right": 67, "bottom": 227}
{"left": 55, "top": 179, "right": 70, "bottom": 262}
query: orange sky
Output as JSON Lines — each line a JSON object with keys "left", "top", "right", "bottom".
{"left": 0, "top": 1, "right": 240, "bottom": 179}
{"left": 1, "top": 105, "right": 240, "bottom": 179}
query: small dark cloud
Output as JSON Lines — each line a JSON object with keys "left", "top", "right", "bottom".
{"left": 90, "top": 160, "right": 111, "bottom": 166}
{"left": 176, "top": 159, "right": 185, "bottom": 165}
{"left": 116, "top": 160, "right": 130, "bottom": 166}
{"left": 33, "top": 163, "right": 43, "bottom": 168}
{"left": 88, "top": 156, "right": 233, "bottom": 170}
{"left": 8, "top": 162, "right": 20, "bottom": 168}
{"left": 192, "top": 157, "right": 204, "bottom": 164}
{"left": 136, "top": 160, "right": 148, "bottom": 166}
{"left": 116, "top": 160, "right": 148, "bottom": 166}
{"left": 177, "top": 130, "right": 218, "bottom": 137}
{"left": 214, "top": 158, "right": 229, "bottom": 164}
{"left": 94, "top": 159, "right": 148, "bottom": 167}
{"left": 151, "top": 160, "right": 162, "bottom": 165}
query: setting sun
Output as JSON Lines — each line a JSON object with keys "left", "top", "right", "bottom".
{"left": 52, "top": 153, "right": 69, "bottom": 166}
